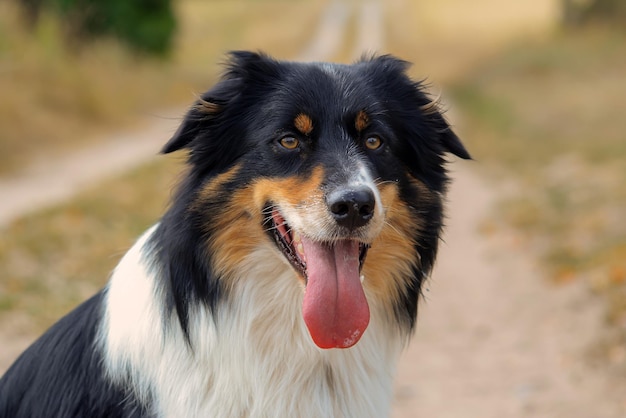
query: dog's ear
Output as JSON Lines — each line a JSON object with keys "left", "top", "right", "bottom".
{"left": 224, "top": 50, "right": 282, "bottom": 84}
{"left": 360, "top": 55, "right": 471, "bottom": 160}
{"left": 161, "top": 92, "right": 225, "bottom": 154}
{"left": 441, "top": 129, "right": 471, "bottom": 160}
{"left": 161, "top": 75, "right": 240, "bottom": 155}
{"left": 419, "top": 98, "right": 471, "bottom": 160}
{"left": 162, "top": 51, "right": 280, "bottom": 155}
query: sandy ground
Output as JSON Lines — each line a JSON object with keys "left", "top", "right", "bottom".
{"left": 1, "top": 0, "right": 624, "bottom": 415}
{"left": 391, "top": 163, "right": 626, "bottom": 417}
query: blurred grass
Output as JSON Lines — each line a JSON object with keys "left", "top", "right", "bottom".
{"left": 0, "top": 0, "right": 326, "bottom": 174}
{"left": 448, "top": 27, "right": 626, "bottom": 278}
{"left": 385, "top": 0, "right": 559, "bottom": 85}
{"left": 0, "top": 0, "right": 326, "bottom": 336}
{"left": 0, "top": 157, "right": 181, "bottom": 329}
{"left": 386, "top": 0, "right": 625, "bottom": 368}
{"left": 447, "top": 27, "right": 626, "bottom": 367}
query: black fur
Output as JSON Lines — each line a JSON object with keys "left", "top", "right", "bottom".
{"left": 0, "top": 51, "right": 469, "bottom": 416}
{"left": 157, "top": 51, "right": 469, "bottom": 335}
{"left": 0, "top": 293, "right": 146, "bottom": 417}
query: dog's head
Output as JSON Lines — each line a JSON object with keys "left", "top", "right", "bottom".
{"left": 161, "top": 51, "right": 469, "bottom": 349}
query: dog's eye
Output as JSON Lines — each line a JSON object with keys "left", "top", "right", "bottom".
{"left": 364, "top": 136, "right": 383, "bottom": 151}
{"left": 279, "top": 136, "right": 300, "bottom": 150}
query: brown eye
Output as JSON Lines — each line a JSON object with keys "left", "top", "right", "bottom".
{"left": 364, "top": 136, "right": 382, "bottom": 150}
{"left": 279, "top": 136, "right": 300, "bottom": 150}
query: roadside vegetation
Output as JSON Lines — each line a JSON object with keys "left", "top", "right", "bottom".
{"left": 0, "top": 0, "right": 326, "bottom": 338}
{"left": 0, "top": 158, "right": 180, "bottom": 328}
{"left": 384, "top": 0, "right": 625, "bottom": 372}
{"left": 448, "top": 26, "right": 626, "bottom": 369}
{"left": 0, "top": 0, "right": 326, "bottom": 174}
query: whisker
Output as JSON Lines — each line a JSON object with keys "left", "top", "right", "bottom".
{"left": 374, "top": 178, "right": 398, "bottom": 187}
{"left": 262, "top": 213, "right": 295, "bottom": 237}
{"left": 383, "top": 220, "right": 403, "bottom": 236}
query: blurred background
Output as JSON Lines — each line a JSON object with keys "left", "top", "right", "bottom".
{"left": 0, "top": 0, "right": 624, "bottom": 415}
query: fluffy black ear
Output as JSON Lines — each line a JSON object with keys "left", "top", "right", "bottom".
{"left": 416, "top": 90, "right": 471, "bottom": 160}
{"left": 161, "top": 71, "right": 246, "bottom": 155}
{"left": 161, "top": 121, "right": 191, "bottom": 154}
{"left": 161, "top": 51, "right": 280, "bottom": 155}
{"left": 422, "top": 102, "right": 471, "bottom": 160}
{"left": 442, "top": 129, "right": 471, "bottom": 160}
{"left": 161, "top": 93, "right": 223, "bottom": 154}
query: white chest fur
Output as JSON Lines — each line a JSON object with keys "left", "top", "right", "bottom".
{"left": 100, "top": 226, "right": 404, "bottom": 418}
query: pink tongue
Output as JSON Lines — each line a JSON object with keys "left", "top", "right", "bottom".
{"left": 301, "top": 238, "right": 370, "bottom": 349}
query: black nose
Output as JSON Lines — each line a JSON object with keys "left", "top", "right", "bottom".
{"left": 327, "top": 187, "right": 375, "bottom": 230}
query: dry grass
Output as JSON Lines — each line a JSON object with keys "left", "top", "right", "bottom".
{"left": 0, "top": 0, "right": 326, "bottom": 174}
{"left": 384, "top": 0, "right": 559, "bottom": 85}
{"left": 0, "top": 157, "right": 181, "bottom": 332}
{"left": 0, "top": 0, "right": 326, "bottom": 339}
{"left": 0, "top": 3, "right": 179, "bottom": 174}
{"left": 385, "top": 0, "right": 626, "bottom": 370}
{"left": 448, "top": 27, "right": 626, "bottom": 369}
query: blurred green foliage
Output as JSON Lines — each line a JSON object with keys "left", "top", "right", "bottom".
{"left": 18, "top": 0, "right": 176, "bottom": 55}
{"left": 562, "top": 0, "right": 626, "bottom": 27}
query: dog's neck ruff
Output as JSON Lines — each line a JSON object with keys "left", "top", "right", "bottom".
{"left": 99, "top": 225, "right": 404, "bottom": 418}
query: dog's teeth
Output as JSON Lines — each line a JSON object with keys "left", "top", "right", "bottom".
{"left": 291, "top": 231, "right": 306, "bottom": 261}
{"left": 360, "top": 275, "right": 365, "bottom": 283}
{"left": 296, "top": 242, "right": 306, "bottom": 261}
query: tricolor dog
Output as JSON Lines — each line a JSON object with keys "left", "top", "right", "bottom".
{"left": 0, "top": 51, "right": 470, "bottom": 417}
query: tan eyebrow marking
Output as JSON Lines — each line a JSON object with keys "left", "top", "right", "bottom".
{"left": 355, "top": 110, "right": 370, "bottom": 132}
{"left": 294, "top": 113, "right": 314, "bottom": 135}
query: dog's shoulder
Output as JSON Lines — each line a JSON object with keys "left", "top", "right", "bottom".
{"left": 0, "top": 292, "right": 147, "bottom": 418}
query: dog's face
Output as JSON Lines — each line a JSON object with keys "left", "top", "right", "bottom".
{"left": 162, "top": 52, "right": 469, "bottom": 349}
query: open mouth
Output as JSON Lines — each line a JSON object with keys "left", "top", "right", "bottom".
{"left": 268, "top": 208, "right": 369, "bottom": 280}
{"left": 266, "top": 206, "right": 371, "bottom": 349}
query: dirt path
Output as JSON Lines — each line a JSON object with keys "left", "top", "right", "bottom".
{"left": 295, "top": 0, "right": 351, "bottom": 61}
{"left": 0, "top": 114, "right": 179, "bottom": 228}
{"left": 391, "top": 163, "right": 626, "bottom": 417}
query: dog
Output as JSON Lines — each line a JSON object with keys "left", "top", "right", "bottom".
{"left": 0, "top": 51, "right": 469, "bottom": 417}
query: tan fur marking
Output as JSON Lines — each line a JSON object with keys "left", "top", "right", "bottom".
{"left": 206, "top": 166, "right": 325, "bottom": 281}
{"left": 363, "top": 183, "right": 420, "bottom": 305}
{"left": 187, "top": 163, "right": 260, "bottom": 282}
{"left": 408, "top": 174, "right": 437, "bottom": 204}
{"left": 419, "top": 92, "right": 442, "bottom": 115}
{"left": 355, "top": 110, "right": 370, "bottom": 132}
{"left": 192, "top": 164, "right": 243, "bottom": 212}
{"left": 210, "top": 215, "right": 261, "bottom": 282}
{"left": 194, "top": 98, "right": 222, "bottom": 115}
{"left": 294, "top": 113, "right": 314, "bottom": 136}
{"left": 363, "top": 176, "right": 438, "bottom": 308}
{"left": 251, "top": 166, "right": 325, "bottom": 210}
{"left": 204, "top": 187, "right": 264, "bottom": 283}
{"left": 201, "top": 167, "right": 431, "bottom": 308}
